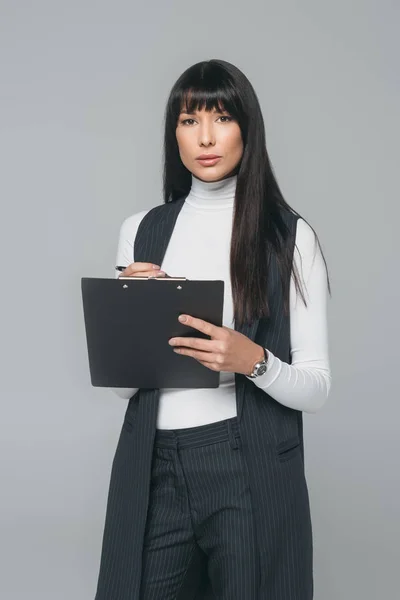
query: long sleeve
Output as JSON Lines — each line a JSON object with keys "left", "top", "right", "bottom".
{"left": 110, "top": 211, "right": 148, "bottom": 400}
{"left": 245, "top": 218, "right": 331, "bottom": 413}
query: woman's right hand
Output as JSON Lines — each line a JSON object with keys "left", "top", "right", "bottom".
{"left": 118, "top": 262, "right": 167, "bottom": 278}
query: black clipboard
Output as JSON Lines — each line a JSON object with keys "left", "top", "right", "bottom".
{"left": 81, "top": 276, "right": 225, "bottom": 388}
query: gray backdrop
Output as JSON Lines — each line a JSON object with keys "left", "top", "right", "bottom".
{"left": 1, "top": 1, "right": 398, "bottom": 599}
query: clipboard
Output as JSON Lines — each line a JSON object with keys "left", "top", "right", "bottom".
{"left": 81, "top": 276, "right": 225, "bottom": 388}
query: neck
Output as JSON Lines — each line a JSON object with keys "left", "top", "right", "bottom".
{"left": 185, "top": 173, "right": 237, "bottom": 209}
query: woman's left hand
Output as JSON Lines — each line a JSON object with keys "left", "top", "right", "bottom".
{"left": 168, "top": 314, "right": 265, "bottom": 376}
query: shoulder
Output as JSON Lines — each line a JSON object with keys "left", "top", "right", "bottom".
{"left": 118, "top": 197, "right": 186, "bottom": 242}
{"left": 118, "top": 209, "right": 151, "bottom": 240}
{"left": 293, "top": 218, "right": 326, "bottom": 289}
{"left": 295, "top": 218, "right": 318, "bottom": 255}
{"left": 278, "top": 210, "right": 317, "bottom": 257}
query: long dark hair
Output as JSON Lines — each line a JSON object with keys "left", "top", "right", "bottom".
{"left": 162, "top": 59, "right": 331, "bottom": 328}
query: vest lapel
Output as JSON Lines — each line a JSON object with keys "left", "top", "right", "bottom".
{"left": 134, "top": 197, "right": 187, "bottom": 268}
{"left": 234, "top": 319, "right": 259, "bottom": 421}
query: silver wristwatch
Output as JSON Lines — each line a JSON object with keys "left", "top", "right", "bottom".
{"left": 248, "top": 347, "right": 269, "bottom": 378}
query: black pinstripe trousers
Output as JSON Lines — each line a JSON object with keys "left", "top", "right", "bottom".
{"left": 139, "top": 416, "right": 259, "bottom": 600}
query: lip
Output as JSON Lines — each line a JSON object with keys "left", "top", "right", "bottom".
{"left": 196, "top": 156, "right": 222, "bottom": 166}
{"left": 196, "top": 154, "right": 221, "bottom": 159}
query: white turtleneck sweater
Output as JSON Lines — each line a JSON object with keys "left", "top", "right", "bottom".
{"left": 112, "top": 174, "right": 331, "bottom": 428}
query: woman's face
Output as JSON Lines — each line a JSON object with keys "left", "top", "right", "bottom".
{"left": 176, "top": 106, "right": 243, "bottom": 182}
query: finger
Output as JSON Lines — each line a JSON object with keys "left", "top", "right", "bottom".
{"left": 122, "top": 262, "right": 161, "bottom": 276}
{"left": 169, "top": 337, "right": 217, "bottom": 351}
{"left": 120, "top": 269, "right": 165, "bottom": 278}
{"left": 178, "top": 314, "right": 219, "bottom": 337}
{"left": 173, "top": 348, "right": 216, "bottom": 363}
{"left": 146, "top": 271, "right": 166, "bottom": 278}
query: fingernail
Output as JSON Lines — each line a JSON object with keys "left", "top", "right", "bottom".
{"left": 153, "top": 264, "right": 161, "bottom": 269}
{"left": 178, "top": 315, "right": 187, "bottom": 322}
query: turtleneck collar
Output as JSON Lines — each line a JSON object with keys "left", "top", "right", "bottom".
{"left": 185, "top": 173, "right": 237, "bottom": 209}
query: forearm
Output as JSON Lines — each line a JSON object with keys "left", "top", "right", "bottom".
{"left": 246, "top": 349, "right": 331, "bottom": 413}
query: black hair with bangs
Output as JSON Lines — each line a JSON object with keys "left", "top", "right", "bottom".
{"left": 162, "top": 59, "right": 330, "bottom": 327}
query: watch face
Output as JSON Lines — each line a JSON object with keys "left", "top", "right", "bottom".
{"left": 257, "top": 363, "right": 267, "bottom": 376}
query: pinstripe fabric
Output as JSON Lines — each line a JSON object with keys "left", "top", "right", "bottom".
{"left": 140, "top": 416, "right": 258, "bottom": 599}
{"left": 94, "top": 198, "right": 313, "bottom": 600}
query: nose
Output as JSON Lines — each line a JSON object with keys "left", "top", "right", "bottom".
{"left": 198, "top": 122, "right": 215, "bottom": 147}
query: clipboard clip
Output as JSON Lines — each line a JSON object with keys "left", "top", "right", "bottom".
{"left": 162, "top": 274, "right": 187, "bottom": 281}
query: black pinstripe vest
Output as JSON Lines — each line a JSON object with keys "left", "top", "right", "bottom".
{"left": 95, "top": 198, "right": 313, "bottom": 600}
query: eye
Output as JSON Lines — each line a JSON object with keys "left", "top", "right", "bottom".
{"left": 180, "top": 115, "right": 233, "bottom": 126}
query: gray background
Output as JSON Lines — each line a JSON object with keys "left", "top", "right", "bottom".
{"left": 1, "top": 1, "right": 398, "bottom": 598}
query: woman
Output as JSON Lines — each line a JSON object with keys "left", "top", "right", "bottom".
{"left": 95, "top": 59, "right": 331, "bottom": 600}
